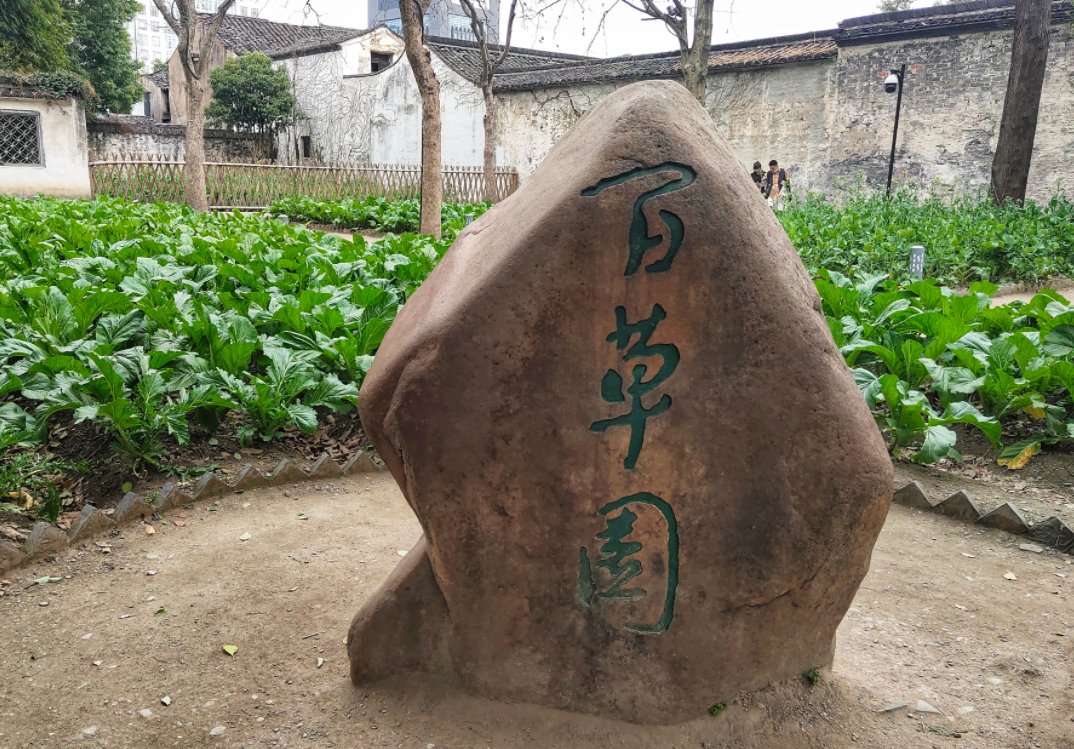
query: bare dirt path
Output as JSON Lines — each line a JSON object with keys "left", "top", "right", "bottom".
{"left": 1, "top": 474, "right": 1071, "bottom": 748}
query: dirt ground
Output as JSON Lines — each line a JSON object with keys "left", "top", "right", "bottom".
{"left": 1, "top": 473, "right": 1072, "bottom": 749}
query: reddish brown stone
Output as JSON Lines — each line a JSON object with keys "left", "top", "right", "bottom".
{"left": 346, "top": 536, "right": 448, "bottom": 683}
{"left": 348, "top": 80, "right": 892, "bottom": 724}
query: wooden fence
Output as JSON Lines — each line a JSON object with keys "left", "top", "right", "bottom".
{"left": 88, "top": 157, "right": 520, "bottom": 208}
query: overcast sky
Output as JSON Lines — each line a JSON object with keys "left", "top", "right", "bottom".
{"left": 252, "top": 0, "right": 933, "bottom": 57}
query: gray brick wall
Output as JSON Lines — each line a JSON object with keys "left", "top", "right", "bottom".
{"left": 500, "top": 23, "right": 1074, "bottom": 202}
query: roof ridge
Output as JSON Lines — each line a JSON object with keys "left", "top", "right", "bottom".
{"left": 424, "top": 35, "right": 592, "bottom": 61}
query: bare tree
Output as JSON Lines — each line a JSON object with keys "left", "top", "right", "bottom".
{"left": 618, "top": 0, "right": 714, "bottom": 103}
{"left": 398, "top": 0, "right": 443, "bottom": 238}
{"left": 457, "top": 0, "right": 519, "bottom": 203}
{"left": 992, "top": 0, "right": 1052, "bottom": 205}
{"left": 152, "top": 0, "right": 237, "bottom": 211}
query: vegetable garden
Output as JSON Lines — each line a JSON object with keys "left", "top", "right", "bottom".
{"left": 4, "top": 190, "right": 1074, "bottom": 525}
{"left": 0, "top": 196, "right": 486, "bottom": 521}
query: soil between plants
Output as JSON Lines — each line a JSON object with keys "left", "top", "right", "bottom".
{"left": 0, "top": 475, "right": 1071, "bottom": 748}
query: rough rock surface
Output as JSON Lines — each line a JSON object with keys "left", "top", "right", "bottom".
{"left": 347, "top": 80, "right": 893, "bottom": 724}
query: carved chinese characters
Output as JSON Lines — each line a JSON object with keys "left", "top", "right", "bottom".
{"left": 347, "top": 81, "right": 893, "bottom": 725}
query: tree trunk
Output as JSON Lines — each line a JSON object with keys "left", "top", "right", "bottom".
{"left": 399, "top": 0, "right": 442, "bottom": 238}
{"left": 482, "top": 84, "right": 497, "bottom": 203}
{"left": 992, "top": 0, "right": 1052, "bottom": 206}
{"left": 679, "top": 0, "right": 714, "bottom": 104}
{"left": 184, "top": 79, "right": 209, "bottom": 212}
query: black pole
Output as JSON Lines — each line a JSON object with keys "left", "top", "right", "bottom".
{"left": 886, "top": 64, "right": 906, "bottom": 196}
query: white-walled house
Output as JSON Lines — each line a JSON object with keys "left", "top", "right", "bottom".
{"left": 280, "top": 36, "right": 587, "bottom": 166}
{"left": 0, "top": 82, "right": 91, "bottom": 199}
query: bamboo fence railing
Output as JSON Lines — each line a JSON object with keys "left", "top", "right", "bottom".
{"left": 88, "top": 155, "right": 520, "bottom": 208}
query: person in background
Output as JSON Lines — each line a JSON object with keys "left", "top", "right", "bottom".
{"left": 751, "top": 161, "right": 765, "bottom": 194}
{"left": 765, "top": 159, "right": 788, "bottom": 210}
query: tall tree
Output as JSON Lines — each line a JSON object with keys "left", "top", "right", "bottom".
{"left": 0, "top": 0, "right": 71, "bottom": 72}
{"left": 618, "top": 0, "right": 714, "bottom": 104}
{"left": 992, "top": 0, "right": 1052, "bottom": 206}
{"left": 399, "top": 0, "right": 443, "bottom": 238}
{"left": 152, "top": 0, "right": 237, "bottom": 212}
{"left": 457, "top": 0, "right": 518, "bottom": 203}
{"left": 64, "top": 0, "right": 143, "bottom": 114}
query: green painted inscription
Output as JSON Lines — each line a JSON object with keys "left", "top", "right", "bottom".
{"left": 577, "top": 492, "right": 680, "bottom": 635}
{"left": 591, "top": 303, "right": 679, "bottom": 470}
{"left": 580, "top": 162, "right": 697, "bottom": 276}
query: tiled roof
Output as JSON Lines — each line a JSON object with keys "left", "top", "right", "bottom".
{"left": 145, "top": 69, "right": 169, "bottom": 90}
{"left": 426, "top": 36, "right": 591, "bottom": 84}
{"left": 492, "top": 32, "right": 837, "bottom": 92}
{"left": 837, "top": 0, "right": 1071, "bottom": 44}
{"left": 203, "top": 14, "right": 369, "bottom": 58}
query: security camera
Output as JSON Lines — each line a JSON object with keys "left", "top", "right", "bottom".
{"left": 884, "top": 72, "right": 900, "bottom": 94}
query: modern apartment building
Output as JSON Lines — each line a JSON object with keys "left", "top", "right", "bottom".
{"left": 127, "top": 0, "right": 261, "bottom": 71}
{"left": 366, "top": 0, "right": 499, "bottom": 43}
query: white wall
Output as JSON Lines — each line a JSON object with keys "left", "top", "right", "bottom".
{"left": 281, "top": 42, "right": 489, "bottom": 167}
{"left": 0, "top": 97, "right": 91, "bottom": 199}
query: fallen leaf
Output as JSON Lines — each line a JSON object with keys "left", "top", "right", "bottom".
{"left": 222, "top": 645, "right": 238, "bottom": 656}
{"left": 174, "top": 520, "right": 186, "bottom": 527}
{"left": 154, "top": 607, "right": 166, "bottom": 616}
{"left": 239, "top": 532, "right": 252, "bottom": 541}
{"left": 121, "top": 482, "right": 132, "bottom": 493}
{"left": 208, "top": 438, "right": 219, "bottom": 446}
{"left": 998, "top": 441, "right": 1041, "bottom": 470}
{"left": 1003, "top": 572, "right": 1018, "bottom": 581}
{"left": 145, "top": 526, "right": 156, "bottom": 535}
{"left": 397, "top": 550, "right": 407, "bottom": 556}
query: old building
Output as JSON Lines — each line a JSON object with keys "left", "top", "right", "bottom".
{"left": 0, "top": 77, "right": 91, "bottom": 199}
{"left": 143, "top": 14, "right": 404, "bottom": 131}
{"left": 280, "top": 35, "right": 586, "bottom": 165}
{"left": 491, "top": 0, "right": 1074, "bottom": 199}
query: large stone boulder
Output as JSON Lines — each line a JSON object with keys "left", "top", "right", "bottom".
{"left": 347, "top": 80, "right": 892, "bottom": 724}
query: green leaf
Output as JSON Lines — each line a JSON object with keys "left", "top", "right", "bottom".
{"left": 913, "top": 425, "right": 957, "bottom": 464}
{"left": 1042, "top": 324, "right": 1074, "bottom": 357}
{"left": 287, "top": 403, "right": 318, "bottom": 434}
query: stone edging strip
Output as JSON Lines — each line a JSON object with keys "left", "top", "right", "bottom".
{"left": 894, "top": 481, "right": 1074, "bottom": 555}
{"left": 0, "top": 450, "right": 386, "bottom": 576}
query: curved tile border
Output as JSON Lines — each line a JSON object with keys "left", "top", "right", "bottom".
{"left": 0, "top": 450, "right": 386, "bottom": 576}
{"left": 894, "top": 479, "right": 1073, "bottom": 555}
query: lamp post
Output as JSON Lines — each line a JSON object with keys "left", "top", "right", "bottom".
{"left": 884, "top": 64, "right": 906, "bottom": 196}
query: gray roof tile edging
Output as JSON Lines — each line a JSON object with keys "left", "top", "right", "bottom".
{"left": 894, "top": 481, "right": 1074, "bottom": 556}
{"left": 0, "top": 450, "right": 385, "bottom": 577}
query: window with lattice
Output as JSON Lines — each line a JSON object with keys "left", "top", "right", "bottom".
{"left": 0, "top": 112, "right": 43, "bottom": 166}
